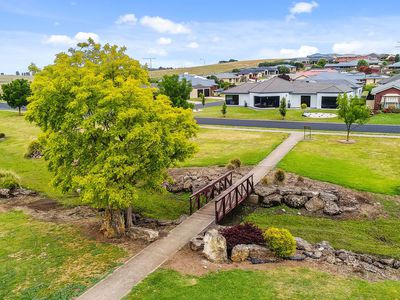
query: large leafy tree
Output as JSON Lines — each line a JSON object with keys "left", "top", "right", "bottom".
{"left": 158, "top": 74, "right": 193, "bottom": 109}
{"left": 1, "top": 79, "right": 31, "bottom": 115}
{"left": 26, "top": 39, "right": 198, "bottom": 237}
{"left": 28, "top": 62, "right": 41, "bottom": 75}
{"left": 337, "top": 94, "right": 370, "bottom": 141}
{"left": 357, "top": 59, "right": 369, "bottom": 70}
{"left": 317, "top": 58, "right": 327, "bottom": 68}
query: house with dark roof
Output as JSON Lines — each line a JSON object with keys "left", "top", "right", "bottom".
{"left": 371, "top": 79, "right": 400, "bottom": 110}
{"left": 388, "top": 62, "right": 400, "bottom": 69}
{"left": 214, "top": 72, "right": 241, "bottom": 84}
{"left": 179, "top": 74, "right": 217, "bottom": 98}
{"left": 222, "top": 77, "right": 355, "bottom": 109}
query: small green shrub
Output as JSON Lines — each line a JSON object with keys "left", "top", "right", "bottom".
{"left": 261, "top": 176, "right": 269, "bottom": 185}
{"left": 0, "top": 170, "right": 21, "bottom": 189}
{"left": 25, "top": 139, "right": 44, "bottom": 158}
{"left": 230, "top": 158, "right": 241, "bottom": 168}
{"left": 0, "top": 133, "right": 5, "bottom": 139}
{"left": 297, "top": 176, "right": 304, "bottom": 184}
{"left": 263, "top": 227, "right": 296, "bottom": 258}
{"left": 274, "top": 169, "right": 285, "bottom": 184}
{"left": 226, "top": 163, "right": 235, "bottom": 170}
{"left": 301, "top": 103, "right": 307, "bottom": 110}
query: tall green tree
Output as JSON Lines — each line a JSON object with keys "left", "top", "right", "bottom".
{"left": 357, "top": 59, "right": 369, "bottom": 69}
{"left": 278, "top": 66, "right": 290, "bottom": 74}
{"left": 1, "top": 79, "right": 31, "bottom": 115}
{"left": 221, "top": 102, "right": 227, "bottom": 117}
{"left": 26, "top": 39, "right": 198, "bottom": 237}
{"left": 317, "top": 58, "right": 327, "bottom": 67}
{"left": 337, "top": 94, "right": 370, "bottom": 141}
{"left": 28, "top": 62, "right": 41, "bottom": 75}
{"left": 158, "top": 74, "right": 193, "bottom": 109}
{"left": 200, "top": 93, "right": 205, "bottom": 107}
{"left": 279, "top": 97, "right": 287, "bottom": 120}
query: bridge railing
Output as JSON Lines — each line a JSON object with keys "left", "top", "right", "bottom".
{"left": 214, "top": 173, "right": 254, "bottom": 223}
{"left": 189, "top": 171, "right": 233, "bottom": 215}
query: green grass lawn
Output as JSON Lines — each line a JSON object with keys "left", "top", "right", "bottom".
{"left": 195, "top": 106, "right": 400, "bottom": 125}
{"left": 181, "top": 128, "right": 288, "bottom": 167}
{"left": 0, "top": 211, "right": 127, "bottom": 300}
{"left": 245, "top": 198, "right": 400, "bottom": 259}
{"left": 127, "top": 268, "right": 400, "bottom": 299}
{"left": 278, "top": 135, "right": 400, "bottom": 195}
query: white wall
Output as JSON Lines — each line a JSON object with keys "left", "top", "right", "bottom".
{"left": 238, "top": 94, "right": 250, "bottom": 106}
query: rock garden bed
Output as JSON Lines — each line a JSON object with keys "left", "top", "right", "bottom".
{"left": 252, "top": 173, "right": 384, "bottom": 219}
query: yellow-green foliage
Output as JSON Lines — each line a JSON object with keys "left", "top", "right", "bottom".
{"left": 26, "top": 39, "right": 198, "bottom": 210}
{"left": 274, "top": 169, "right": 285, "bottom": 183}
{"left": 263, "top": 227, "right": 296, "bottom": 258}
{"left": 0, "top": 169, "right": 20, "bottom": 189}
{"left": 261, "top": 176, "right": 269, "bottom": 185}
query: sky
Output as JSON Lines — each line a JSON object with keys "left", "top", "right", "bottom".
{"left": 1, "top": 0, "right": 400, "bottom": 73}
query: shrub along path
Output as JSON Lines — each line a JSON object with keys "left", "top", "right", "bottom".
{"left": 77, "top": 133, "right": 303, "bottom": 300}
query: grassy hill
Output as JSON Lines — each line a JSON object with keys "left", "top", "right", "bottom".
{"left": 149, "top": 58, "right": 278, "bottom": 78}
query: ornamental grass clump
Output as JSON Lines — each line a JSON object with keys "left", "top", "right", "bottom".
{"left": 263, "top": 227, "right": 296, "bottom": 258}
{"left": 220, "top": 223, "right": 264, "bottom": 250}
{"left": 24, "top": 139, "right": 44, "bottom": 159}
{"left": 274, "top": 169, "right": 285, "bottom": 184}
{"left": 230, "top": 158, "right": 241, "bottom": 168}
{"left": 0, "top": 170, "right": 21, "bottom": 189}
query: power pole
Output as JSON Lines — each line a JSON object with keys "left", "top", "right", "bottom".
{"left": 142, "top": 57, "right": 156, "bottom": 69}
{"left": 200, "top": 58, "right": 206, "bottom": 65}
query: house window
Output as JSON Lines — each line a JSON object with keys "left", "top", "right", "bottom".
{"left": 383, "top": 96, "right": 400, "bottom": 108}
{"left": 321, "top": 96, "right": 338, "bottom": 109}
{"left": 254, "top": 96, "right": 280, "bottom": 108}
{"left": 225, "top": 95, "right": 239, "bottom": 105}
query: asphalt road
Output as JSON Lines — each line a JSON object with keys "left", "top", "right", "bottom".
{"left": 0, "top": 102, "right": 26, "bottom": 112}
{"left": 2, "top": 102, "right": 399, "bottom": 134}
{"left": 195, "top": 117, "right": 400, "bottom": 134}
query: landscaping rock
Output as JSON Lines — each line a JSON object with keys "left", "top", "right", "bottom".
{"left": 250, "top": 257, "right": 279, "bottom": 264}
{"left": 254, "top": 186, "right": 277, "bottom": 197}
{"left": 304, "top": 251, "right": 322, "bottom": 259}
{"left": 379, "top": 258, "right": 395, "bottom": 267}
{"left": 278, "top": 187, "right": 301, "bottom": 196}
{"left": 231, "top": 244, "right": 250, "bottom": 262}
{"left": 127, "top": 226, "right": 159, "bottom": 243}
{"left": 393, "top": 261, "right": 400, "bottom": 269}
{"left": 283, "top": 194, "right": 308, "bottom": 208}
{"left": 295, "top": 237, "right": 312, "bottom": 251}
{"left": 246, "top": 194, "right": 259, "bottom": 205}
{"left": 316, "top": 241, "right": 334, "bottom": 252}
{"left": 320, "top": 192, "right": 338, "bottom": 203}
{"left": 288, "top": 254, "right": 306, "bottom": 261}
{"left": 190, "top": 235, "right": 204, "bottom": 251}
{"left": 203, "top": 229, "right": 228, "bottom": 263}
{"left": 302, "top": 190, "right": 320, "bottom": 198}
{"left": 304, "top": 197, "right": 325, "bottom": 212}
{"left": 323, "top": 201, "right": 341, "bottom": 215}
{"left": 0, "top": 189, "right": 10, "bottom": 198}
{"left": 261, "top": 194, "right": 282, "bottom": 207}
{"left": 247, "top": 244, "right": 274, "bottom": 260}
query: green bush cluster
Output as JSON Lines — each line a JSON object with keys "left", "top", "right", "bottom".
{"left": 0, "top": 133, "right": 5, "bottom": 139}
{"left": 24, "top": 139, "right": 44, "bottom": 158}
{"left": 0, "top": 170, "right": 21, "bottom": 189}
{"left": 263, "top": 227, "right": 296, "bottom": 258}
{"left": 301, "top": 103, "right": 308, "bottom": 110}
{"left": 225, "top": 163, "right": 235, "bottom": 170}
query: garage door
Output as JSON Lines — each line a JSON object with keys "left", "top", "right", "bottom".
{"left": 321, "top": 96, "right": 338, "bottom": 109}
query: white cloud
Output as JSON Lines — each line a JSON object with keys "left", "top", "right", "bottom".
{"left": 332, "top": 41, "right": 363, "bottom": 54}
{"left": 280, "top": 45, "right": 319, "bottom": 57}
{"left": 43, "top": 32, "right": 99, "bottom": 46}
{"left": 157, "top": 37, "right": 172, "bottom": 45}
{"left": 115, "top": 14, "right": 137, "bottom": 26}
{"left": 140, "top": 16, "right": 191, "bottom": 34}
{"left": 148, "top": 48, "right": 168, "bottom": 56}
{"left": 287, "top": 1, "right": 319, "bottom": 21}
{"left": 187, "top": 42, "right": 199, "bottom": 49}
{"left": 212, "top": 36, "right": 221, "bottom": 43}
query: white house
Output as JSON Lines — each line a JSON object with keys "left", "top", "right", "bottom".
{"left": 222, "top": 77, "right": 355, "bottom": 109}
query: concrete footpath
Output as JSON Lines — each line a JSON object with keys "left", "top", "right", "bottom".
{"left": 77, "top": 133, "right": 303, "bottom": 300}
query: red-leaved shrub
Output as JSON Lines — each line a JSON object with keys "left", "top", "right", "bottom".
{"left": 220, "top": 223, "right": 264, "bottom": 250}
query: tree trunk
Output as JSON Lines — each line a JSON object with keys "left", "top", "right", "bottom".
{"left": 18, "top": 107, "right": 21, "bottom": 116}
{"left": 100, "top": 208, "right": 126, "bottom": 238}
{"left": 125, "top": 207, "right": 134, "bottom": 229}
{"left": 346, "top": 124, "right": 351, "bottom": 142}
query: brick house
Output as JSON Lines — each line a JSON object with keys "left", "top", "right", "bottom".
{"left": 371, "top": 80, "right": 400, "bottom": 110}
